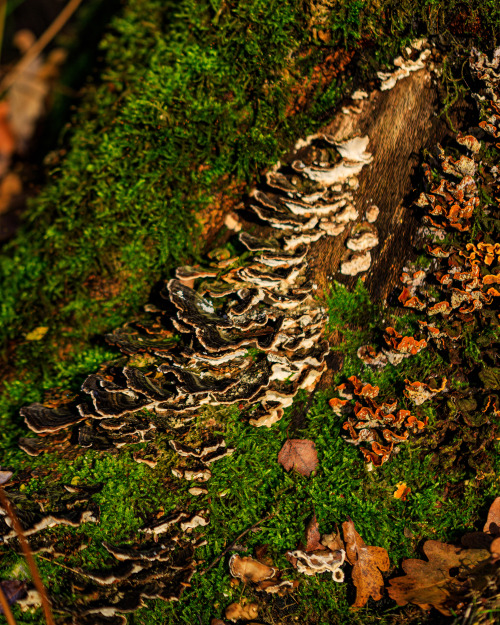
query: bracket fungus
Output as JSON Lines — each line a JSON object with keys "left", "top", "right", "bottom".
{"left": 377, "top": 46, "right": 431, "bottom": 91}
{"left": 228, "top": 554, "right": 298, "bottom": 598}
{"left": 330, "top": 378, "right": 427, "bottom": 466}
{"left": 10, "top": 129, "right": 378, "bottom": 619}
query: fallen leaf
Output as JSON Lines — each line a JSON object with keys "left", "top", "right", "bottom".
{"left": 278, "top": 439, "right": 318, "bottom": 477}
{"left": 305, "top": 514, "right": 322, "bottom": 552}
{"left": 483, "top": 496, "right": 500, "bottom": 535}
{"left": 0, "top": 580, "right": 27, "bottom": 613}
{"left": 0, "top": 471, "right": 12, "bottom": 485}
{"left": 254, "top": 544, "right": 273, "bottom": 566}
{"left": 342, "top": 519, "right": 390, "bottom": 608}
{"left": 388, "top": 540, "right": 489, "bottom": 615}
{"left": 225, "top": 601, "right": 259, "bottom": 621}
{"left": 25, "top": 326, "right": 48, "bottom": 341}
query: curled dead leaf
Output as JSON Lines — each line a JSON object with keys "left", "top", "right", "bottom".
{"left": 483, "top": 497, "right": 500, "bottom": 536}
{"left": 305, "top": 514, "right": 322, "bottom": 552}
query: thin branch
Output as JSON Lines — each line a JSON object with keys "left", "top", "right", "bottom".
{"left": 0, "top": 0, "right": 84, "bottom": 94}
{"left": 0, "top": 487, "right": 55, "bottom": 625}
{"left": 0, "top": 584, "right": 17, "bottom": 625}
{"left": 200, "top": 513, "right": 274, "bottom": 575}
{"left": 36, "top": 555, "right": 84, "bottom": 577}
{"left": 0, "top": 0, "right": 7, "bottom": 66}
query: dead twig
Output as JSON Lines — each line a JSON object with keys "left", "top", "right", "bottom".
{"left": 0, "top": 487, "right": 55, "bottom": 625}
{"left": 0, "top": 583, "right": 17, "bottom": 625}
{"left": 0, "top": 0, "right": 83, "bottom": 95}
{"left": 201, "top": 513, "right": 274, "bottom": 575}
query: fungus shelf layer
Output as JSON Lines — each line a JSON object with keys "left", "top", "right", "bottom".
{"left": 5, "top": 124, "right": 374, "bottom": 620}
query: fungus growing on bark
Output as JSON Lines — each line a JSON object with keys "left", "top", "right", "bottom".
{"left": 331, "top": 380, "right": 427, "bottom": 466}
{"left": 357, "top": 345, "right": 388, "bottom": 367}
{"left": 20, "top": 403, "right": 86, "bottom": 434}
{"left": 346, "top": 222, "right": 379, "bottom": 252}
{"left": 0, "top": 483, "right": 100, "bottom": 541}
{"left": 15, "top": 122, "right": 380, "bottom": 620}
{"left": 340, "top": 250, "right": 372, "bottom": 276}
{"left": 378, "top": 48, "right": 431, "bottom": 91}
{"left": 404, "top": 378, "right": 448, "bottom": 405}
{"left": 365, "top": 204, "right": 379, "bottom": 223}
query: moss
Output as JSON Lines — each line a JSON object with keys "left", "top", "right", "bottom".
{"left": 2, "top": 1, "right": 500, "bottom": 623}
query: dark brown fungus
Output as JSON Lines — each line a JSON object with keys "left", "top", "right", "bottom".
{"left": 21, "top": 403, "right": 86, "bottom": 434}
{"left": 238, "top": 232, "right": 279, "bottom": 252}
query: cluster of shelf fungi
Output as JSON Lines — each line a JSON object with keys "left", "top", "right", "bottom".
{"left": 1, "top": 101, "right": 378, "bottom": 623}
{"left": 1, "top": 45, "right": 499, "bottom": 624}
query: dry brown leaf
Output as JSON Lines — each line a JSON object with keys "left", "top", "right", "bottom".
{"left": 483, "top": 497, "right": 500, "bottom": 535}
{"left": 342, "top": 519, "right": 390, "bottom": 608}
{"left": 387, "top": 540, "right": 489, "bottom": 615}
{"left": 278, "top": 439, "right": 318, "bottom": 477}
{"left": 305, "top": 514, "right": 322, "bottom": 552}
{"left": 254, "top": 544, "right": 273, "bottom": 566}
{"left": 490, "top": 536, "right": 500, "bottom": 556}
{"left": 225, "top": 601, "right": 259, "bottom": 621}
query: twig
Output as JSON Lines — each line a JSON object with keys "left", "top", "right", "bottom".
{"left": 0, "top": 0, "right": 7, "bottom": 65}
{"left": 36, "top": 555, "right": 83, "bottom": 576}
{"left": 0, "top": 583, "right": 17, "bottom": 625}
{"left": 0, "top": 0, "right": 84, "bottom": 94}
{"left": 0, "top": 487, "right": 55, "bottom": 625}
{"left": 200, "top": 513, "right": 274, "bottom": 575}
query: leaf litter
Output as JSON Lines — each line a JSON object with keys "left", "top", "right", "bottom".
{"left": 277, "top": 439, "right": 319, "bottom": 477}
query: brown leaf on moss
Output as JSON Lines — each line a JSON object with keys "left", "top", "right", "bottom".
{"left": 305, "top": 514, "right": 322, "bottom": 552}
{"left": 278, "top": 439, "right": 318, "bottom": 477}
{"left": 387, "top": 540, "right": 490, "bottom": 615}
{"left": 342, "top": 519, "right": 390, "bottom": 608}
{"left": 483, "top": 497, "right": 500, "bottom": 535}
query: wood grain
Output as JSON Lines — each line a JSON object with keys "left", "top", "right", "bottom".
{"left": 307, "top": 69, "right": 461, "bottom": 302}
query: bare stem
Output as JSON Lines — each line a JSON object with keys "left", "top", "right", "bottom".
{"left": 0, "top": 0, "right": 84, "bottom": 94}
{"left": 0, "top": 583, "right": 17, "bottom": 625}
{"left": 0, "top": 487, "right": 55, "bottom": 625}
